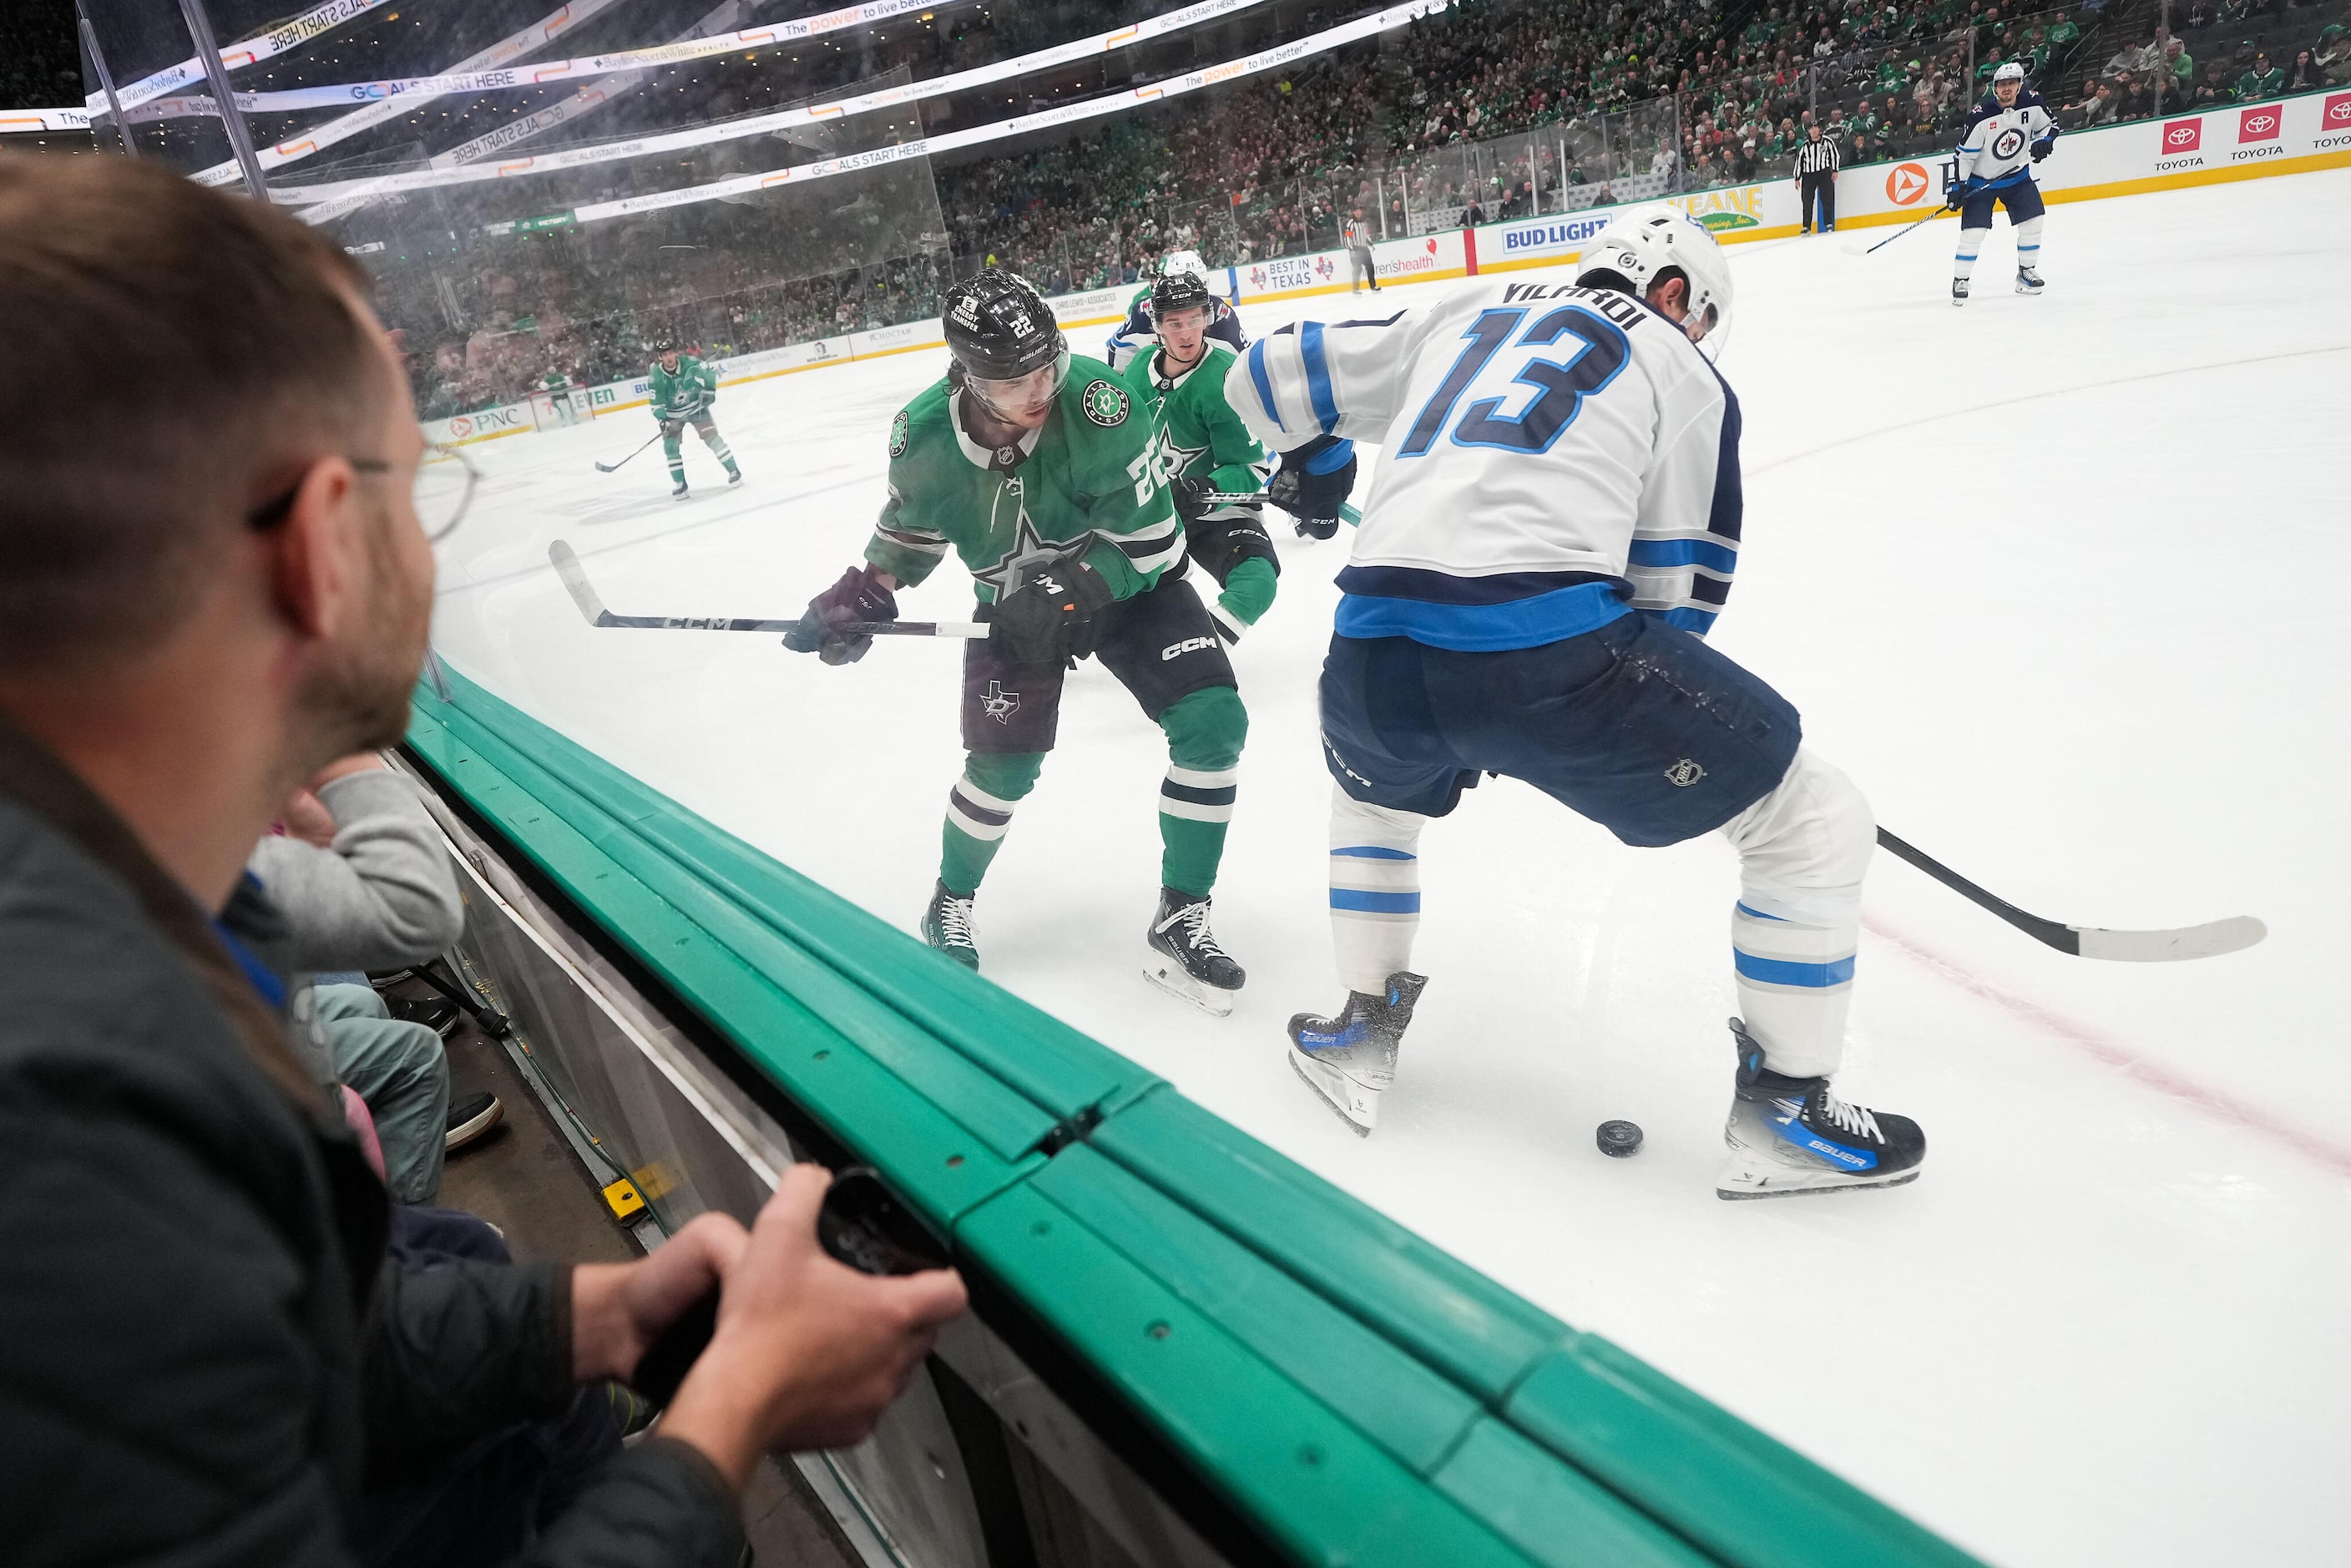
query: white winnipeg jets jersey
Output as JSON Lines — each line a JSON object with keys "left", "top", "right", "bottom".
{"left": 1956, "top": 89, "right": 2055, "bottom": 187}
{"left": 1225, "top": 280, "right": 1742, "bottom": 648}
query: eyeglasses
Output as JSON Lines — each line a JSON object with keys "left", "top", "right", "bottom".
{"left": 245, "top": 443, "right": 478, "bottom": 544}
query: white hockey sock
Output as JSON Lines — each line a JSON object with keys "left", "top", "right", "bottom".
{"left": 1954, "top": 230, "right": 1985, "bottom": 282}
{"left": 1327, "top": 784, "right": 1424, "bottom": 996}
{"left": 2014, "top": 215, "right": 2045, "bottom": 272}
{"left": 1718, "top": 748, "right": 1873, "bottom": 1080}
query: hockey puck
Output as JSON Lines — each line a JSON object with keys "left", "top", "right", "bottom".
{"left": 1595, "top": 1120, "right": 1643, "bottom": 1158}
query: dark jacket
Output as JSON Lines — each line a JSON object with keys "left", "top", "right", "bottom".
{"left": 0, "top": 715, "right": 741, "bottom": 1565}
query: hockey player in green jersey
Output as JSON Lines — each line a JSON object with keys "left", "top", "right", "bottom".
{"left": 783, "top": 269, "right": 1253, "bottom": 1014}
{"left": 649, "top": 344, "right": 741, "bottom": 498}
{"left": 1119, "top": 269, "right": 1280, "bottom": 645}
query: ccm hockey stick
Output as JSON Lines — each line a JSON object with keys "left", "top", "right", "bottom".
{"left": 548, "top": 541, "right": 987, "bottom": 640}
{"left": 1201, "top": 491, "right": 1363, "bottom": 526}
{"left": 1842, "top": 201, "right": 1957, "bottom": 257}
{"left": 1875, "top": 827, "right": 2264, "bottom": 962}
{"left": 594, "top": 432, "right": 664, "bottom": 473}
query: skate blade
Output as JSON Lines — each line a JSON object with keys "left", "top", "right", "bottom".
{"left": 1141, "top": 948, "right": 1236, "bottom": 1017}
{"left": 1289, "top": 1049, "right": 1377, "bottom": 1136}
{"left": 1715, "top": 1148, "right": 1923, "bottom": 1200}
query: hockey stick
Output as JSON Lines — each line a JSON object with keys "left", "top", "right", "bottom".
{"left": 1841, "top": 203, "right": 1955, "bottom": 257}
{"left": 594, "top": 432, "right": 664, "bottom": 473}
{"left": 1202, "top": 491, "right": 1363, "bottom": 526}
{"left": 1875, "top": 827, "right": 2264, "bottom": 962}
{"left": 548, "top": 541, "right": 987, "bottom": 639}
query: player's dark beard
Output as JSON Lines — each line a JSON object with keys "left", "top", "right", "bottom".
{"left": 295, "top": 498, "right": 431, "bottom": 756}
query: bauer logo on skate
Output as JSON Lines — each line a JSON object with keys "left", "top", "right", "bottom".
{"left": 1886, "top": 163, "right": 1932, "bottom": 205}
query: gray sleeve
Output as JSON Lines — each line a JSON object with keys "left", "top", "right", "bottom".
{"left": 247, "top": 769, "right": 465, "bottom": 971}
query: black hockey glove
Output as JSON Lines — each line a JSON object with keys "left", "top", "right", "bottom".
{"left": 784, "top": 564, "right": 897, "bottom": 665}
{"left": 2030, "top": 136, "right": 2055, "bottom": 162}
{"left": 1266, "top": 435, "right": 1357, "bottom": 528}
{"left": 1173, "top": 476, "right": 1216, "bottom": 524}
{"left": 991, "top": 548, "right": 1116, "bottom": 665}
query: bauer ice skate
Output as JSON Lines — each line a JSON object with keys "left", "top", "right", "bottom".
{"left": 1950, "top": 278, "right": 1969, "bottom": 306}
{"left": 1143, "top": 888, "right": 1245, "bottom": 1015}
{"left": 921, "top": 880, "right": 979, "bottom": 970}
{"left": 670, "top": 478, "right": 690, "bottom": 499}
{"left": 1287, "top": 972, "right": 1426, "bottom": 1136}
{"left": 2015, "top": 266, "right": 2045, "bottom": 296}
{"left": 1716, "top": 1019, "right": 1925, "bottom": 1199}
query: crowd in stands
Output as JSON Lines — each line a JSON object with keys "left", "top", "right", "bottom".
{"left": 384, "top": 0, "right": 2351, "bottom": 415}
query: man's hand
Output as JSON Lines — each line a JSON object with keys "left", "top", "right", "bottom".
{"left": 660, "top": 1166, "right": 967, "bottom": 1489}
{"left": 1266, "top": 437, "right": 1356, "bottom": 528}
{"left": 2030, "top": 135, "right": 2055, "bottom": 161}
{"left": 1173, "top": 476, "right": 1215, "bottom": 525}
{"left": 570, "top": 1211, "right": 748, "bottom": 1384}
{"left": 784, "top": 564, "right": 898, "bottom": 665}
{"left": 991, "top": 548, "right": 1115, "bottom": 665}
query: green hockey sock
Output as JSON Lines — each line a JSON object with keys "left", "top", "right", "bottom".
{"left": 703, "top": 426, "right": 738, "bottom": 473}
{"left": 939, "top": 752, "right": 1043, "bottom": 898}
{"left": 663, "top": 432, "right": 685, "bottom": 483}
{"left": 1157, "top": 686, "right": 1246, "bottom": 897}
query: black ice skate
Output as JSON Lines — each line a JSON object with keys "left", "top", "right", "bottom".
{"left": 1287, "top": 972, "right": 1427, "bottom": 1136}
{"left": 1295, "top": 515, "right": 1341, "bottom": 541}
{"left": 1716, "top": 1018, "right": 1925, "bottom": 1200}
{"left": 670, "top": 478, "right": 690, "bottom": 499}
{"left": 2015, "top": 266, "right": 2045, "bottom": 296}
{"left": 1143, "top": 888, "right": 1245, "bottom": 1016}
{"left": 921, "top": 880, "right": 979, "bottom": 970}
{"left": 727, "top": 467, "right": 744, "bottom": 484}
{"left": 1951, "top": 277, "right": 1969, "bottom": 306}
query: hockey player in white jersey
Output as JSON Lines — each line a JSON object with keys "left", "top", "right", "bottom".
{"left": 1105, "top": 250, "right": 1248, "bottom": 371}
{"left": 1949, "top": 61, "right": 2056, "bottom": 303}
{"left": 1227, "top": 205, "right": 1926, "bottom": 1200}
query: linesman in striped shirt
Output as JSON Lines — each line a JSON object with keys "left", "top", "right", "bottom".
{"left": 1793, "top": 122, "right": 1841, "bottom": 235}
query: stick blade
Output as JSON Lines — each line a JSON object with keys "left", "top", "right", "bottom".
{"left": 547, "top": 539, "right": 611, "bottom": 626}
{"left": 2073, "top": 916, "right": 2268, "bottom": 963}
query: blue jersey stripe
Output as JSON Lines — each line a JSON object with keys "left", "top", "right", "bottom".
{"left": 1733, "top": 949, "right": 1857, "bottom": 989}
{"left": 1336, "top": 579, "right": 1629, "bottom": 652}
{"left": 1735, "top": 903, "right": 1788, "bottom": 923}
{"left": 1301, "top": 321, "right": 1340, "bottom": 434}
{"left": 1332, "top": 846, "right": 1416, "bottom": 860}
{"left": 1331, "top": 888, "right": 1423, "bottom": 913}
{"left": 1626, "top": 537, "right": 1740, "bottom": 574}
{"left": 1246, "top": 339, "right": 1285, "bottom": 432}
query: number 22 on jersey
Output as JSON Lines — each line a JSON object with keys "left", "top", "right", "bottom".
{"left": 1397, "top": 304, "right": 1631, "bottom": 458}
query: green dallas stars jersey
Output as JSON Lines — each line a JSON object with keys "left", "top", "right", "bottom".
{"left": 862, "top": 355, "right": 1182, "bottom": 605}
{"left": 1120, "top": 342, "right": 1279, "bottom": 640}
{"left": 1119, "top": 342, "right": 1268, "bottom": 503}
{"left": 650, "top": 355, "right": 719, "bottom": 422}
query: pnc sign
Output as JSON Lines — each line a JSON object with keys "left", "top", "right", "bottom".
{"left": 2237, "top": 105, "right": 2281, "bottom": 142}
{"left": 2161, "top": 118, "right": 2202, "bottom": 152}
{"left": 1886, "top": 162, "right": 1932, "bottom": 205}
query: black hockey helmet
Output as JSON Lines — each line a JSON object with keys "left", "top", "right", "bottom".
{"left": 943, "top": 268, "right": 1065, "bottom": 382}
{"left": 1148, "top": 269, "right": 1215, "bottom": 324}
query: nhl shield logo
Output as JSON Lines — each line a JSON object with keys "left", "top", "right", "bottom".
{"left": 1664, "top": 757, "right": 1706, "bottom": 788}
{"left": 1081, "top": 379, "right": 1130, "bottom": 427}
{"left": 983, "top": 680, "right": 1021, "bottom": 724}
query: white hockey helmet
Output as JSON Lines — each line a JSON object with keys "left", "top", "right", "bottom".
{"left": 1160, "top": 249, "right": 1210, "bottom": 285}
{"left": 1572, "top": 203, "right": 1736, "bottom": 358}
{"left": 1992, "top": 60, "right": 2025, "bottom": 83}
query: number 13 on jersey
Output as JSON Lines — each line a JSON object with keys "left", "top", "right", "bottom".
{"left": 1397, "top": 303, "right": 1632, "bottom": 458}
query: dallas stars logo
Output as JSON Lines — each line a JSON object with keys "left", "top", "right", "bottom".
{"left": 982, "top": 680, "right": 1020, "bottom": 724}
{"left": 1160, "top": 432, "right": 1208, "bottom": 488}
{"left": 1081, "top": 379, "right": 1129, "bottom": 427}
{"left": 972, "top": 511, "right": 1070, "bottom": 602}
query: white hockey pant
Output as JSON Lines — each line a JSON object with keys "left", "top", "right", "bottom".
{"left": 1324, "top": 746, "right": 1873, "bottom": 1079}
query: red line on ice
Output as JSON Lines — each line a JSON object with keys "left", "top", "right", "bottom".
{"left": 1864, "top": 914, "right": 2351, "bottom": 1181}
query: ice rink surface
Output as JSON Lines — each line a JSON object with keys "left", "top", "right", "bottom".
{"left": 429, "top": 169, "right": 2351, "bottom": 1564}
